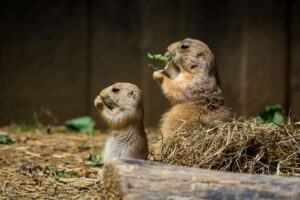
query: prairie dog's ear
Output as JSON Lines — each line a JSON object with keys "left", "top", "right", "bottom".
{"left": 197, "top": 52, "right": 206, "bottom": 61}
{"left": 128, "top": 91, "right": 135, "bottom": 98}
{"left": 128, "top": 90, "right": 141, "bottom": 99}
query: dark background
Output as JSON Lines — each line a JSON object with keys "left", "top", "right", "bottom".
{"left": 0, "top": 0, "right": 299, "bottom": 128}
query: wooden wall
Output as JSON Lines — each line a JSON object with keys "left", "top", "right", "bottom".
{"left": 0, "top": 0, "right": 299, "bottom": 127}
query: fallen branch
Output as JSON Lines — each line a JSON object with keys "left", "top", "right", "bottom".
{"left": 104, "top": 158, "right": 300, "bottom": 200}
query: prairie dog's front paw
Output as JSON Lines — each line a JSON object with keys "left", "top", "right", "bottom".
{"left": 153, "top": 71, "right": 164, "bottom": 84}
{"left": 94, "top": 95, "right": 103, "bottom": 110}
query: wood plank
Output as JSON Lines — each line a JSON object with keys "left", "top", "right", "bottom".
{"left": 0, "top": 1, "right": 297, "bottom": 126}
{"left": 0, "top": 0, "right": 87, "bottom": 125}
{"left": 291, "top": 0, "right": 300, "bottom": 121}
{"left": 243, "top": 0, "right": 287, "bottom": 116}
{"left": 90, "top": 0, "right": 144, "bottom": 127}
{"left": 104, "top": 158, "right": 300, "bottom": 200}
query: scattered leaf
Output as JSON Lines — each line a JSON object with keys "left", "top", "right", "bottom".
{"left": 65, "top": 116, "right": 95, "bottom": 135}
{"left": 147, "top": 53, "right": 168, "bottom": 61}
{"left": 19, "top": 162, "right": 33, "bottom": 169}
{"left": 0, "top": 155, "right": 6, "bottom": 160}
{"left": 25, "top": 151, "right": 41, "bottom": 157}
{"left": 70, "top": 179, "right": 95, "bottom": 188}
{"left": 88, "top": 154, "right": 104, "bottom": 166}
{"left": 0, "top": 135, "right": 12, "bottom": 144}
{"left": 58, "top": 177, "right": 77, "bottom": 183}
{"left": 70, "top": 145, "right": 81, "bottom": 151}
{"left": 55, "top": 170, "right": 75, "bottom": 178}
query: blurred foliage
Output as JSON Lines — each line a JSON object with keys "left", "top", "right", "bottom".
{"left": 65, "top": 116, "right": 95, "bottom": 135}
{"left": 69, "top": 144, "right": 81, "bottom": 151}
{"left": 88, "top": 153, "right": 104, "bottom": 166}
{"left": 256, "top": 104, "right": 286, "bottom": 129}
{"left": 55, "top": 170, "right": 75, "bottom": 178}
{"left": 0, "top": 135, "right": 12, "bottom": 144}
{"left": 19, "top": 126, "right": 34, "bottom": 132}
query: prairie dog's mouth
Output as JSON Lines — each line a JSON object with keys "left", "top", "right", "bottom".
{"left": 163, "top": 57, "right": 181, "bottom": 80}
{"left": 101, "top": 96, "right": 117, "bottom": 110}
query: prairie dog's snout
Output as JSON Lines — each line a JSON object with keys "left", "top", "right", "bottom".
{"left": 100, "top": 94, "right": 116, "bottom": 110}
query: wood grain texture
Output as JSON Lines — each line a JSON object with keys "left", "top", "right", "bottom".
{"left": 104, "top": 158, "right": 300, "bottom": 200}
{"left": 0, "top": 1, "right": 299, "bottom": 126}
{"left": 243, "top": 0, "right": 287, "bottom": 117}
{"left": 90, "top": 0, "right": 144, "bottom": 127}
{"left": 291, "top": 0, "right": 300, "bottom": 120}
{"left": 0, "top": 0, "right": 87, "bottom": 124}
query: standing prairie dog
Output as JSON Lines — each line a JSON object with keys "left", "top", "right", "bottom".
{"left": 94, "top": 82, "right": 148, "bottom": 161}
{"left": 153, "top": 38, "right": 231, "bottom": 140}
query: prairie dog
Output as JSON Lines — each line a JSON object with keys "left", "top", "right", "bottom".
{"left": 153, "top": 38, "right": 231, "bottom": 140}
{"left": 94, "top": 82, "right": 148, "bottom": 161}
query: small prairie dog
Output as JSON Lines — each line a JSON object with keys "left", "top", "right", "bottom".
{"left": 94, "top": 82, "right": 148, "bottom": 161}
{"left": 153, "top": 38, "right": 231, "bottom": 139}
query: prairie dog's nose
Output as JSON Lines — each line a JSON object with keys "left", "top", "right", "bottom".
{"left": 99, "top": 88, "right": 109, "bottom": 99}
{"left": 99, "top": 89, "right": 109, "bottom": 102}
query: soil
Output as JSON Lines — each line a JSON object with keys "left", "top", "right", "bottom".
{"left": 0, "top": 126, "right": 160, "bottom": 200}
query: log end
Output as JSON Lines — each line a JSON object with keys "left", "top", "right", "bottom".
{"left": 103, "top": 158, "right": 123, "bottom": 200}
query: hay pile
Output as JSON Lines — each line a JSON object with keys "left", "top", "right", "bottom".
{"left": 160, "top": 118, "right": 300, "bottom": 176}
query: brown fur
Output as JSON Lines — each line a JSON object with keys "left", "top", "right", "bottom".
{"left": 94, "top": 82, "right": 149, "bottom": 161}
{"left": 153, "top": 38, "right": 231, "bottom": 141}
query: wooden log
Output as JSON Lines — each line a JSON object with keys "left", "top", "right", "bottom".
{"left": 103, "top": 158, "right": 300, "bottom": 200}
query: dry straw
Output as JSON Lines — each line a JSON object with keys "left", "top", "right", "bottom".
{"left": 160, "top": 118, "right": 300, "bottom": 176}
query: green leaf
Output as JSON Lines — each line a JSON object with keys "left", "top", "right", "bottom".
{"left": 147, "top": 53, "right": 154, "bottom": 59}
{"left": 88, "top": 153, "right": 104, "bottom": 166}
{"left": 264, "top": 122, "right": 280, "bottom": 129}
{"left": 0, "top": 135, "right": 12, "bottom": 144}
{"left": 20, "top": 126, "right": 34, "bottom": 132}
{"left": 273, "top": 112, "right": 285, "bottom": 124}
{"left": 258, "top": 104, "right": 281, "bottom": 121}
{"left": 69, "top": 145, "right": 80, "bottom": 151}
{"left": 257, "top": 104, "right": 286, "bottom": 126}
{"left": 147, "top": 53, "right": 168, "bottom": 61}
{"left": 55, "top": 170, "right": 74, "bottom": 178}
{"left": 65, "top": 116, "right": 95, "bottom": 135}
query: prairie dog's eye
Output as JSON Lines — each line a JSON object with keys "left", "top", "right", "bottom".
{"left": 112, "top": 88, "right": 120, "bottom": 93}
{"left": 181, "top": 44, "right": 189, "bottom": 49}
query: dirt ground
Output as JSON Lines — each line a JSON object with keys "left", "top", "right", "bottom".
{"left": 0, "top": 126, "right": 159, "bottom": 200}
